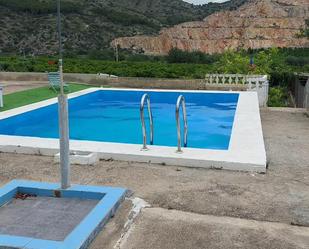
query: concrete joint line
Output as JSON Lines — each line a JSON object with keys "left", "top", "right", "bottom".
{"left": 114, "top": 197, "right": 150, "bottom": 249}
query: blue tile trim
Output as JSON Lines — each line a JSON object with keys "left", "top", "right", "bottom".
{"left": 0, "top": 180, "right": 127, "bottom": 249}
{"left": 0, "top": 235, "right": 32, "bottom": 248}
{"left": 0, "top": 235, "right": 63, "bottom": 249}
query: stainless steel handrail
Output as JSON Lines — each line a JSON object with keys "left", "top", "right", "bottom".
{"left": 140, "top": 94, "right": 154, "bottom": 150}
{"left": 176, "top": 95, "right": 188, "bottom": 153}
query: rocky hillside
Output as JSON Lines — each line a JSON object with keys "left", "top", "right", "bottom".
{"left": 112, "top": 0, "right": 309, "bottom": 55}
{"left": 0, "top": 0, "right": 247, "bottom": 55}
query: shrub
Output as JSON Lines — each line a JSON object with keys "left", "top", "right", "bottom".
{"left": 126, "top": 54, "right": 163, "bottom": 62}
{"left": 214, "top": 50, "right": 250, "bottom": 74}
{"left": 0, "top": 63, "right": 9, "bottom": 71}
{"left": 87, "top": 49, "right": 115, "bottom": 61}
{"left": 286, "top": 56, "right": 309, "bottom": 67}
{"left": 269, "top": 71, "right": 296, "bottom": 89}
{"left": 268, "top": 87, "right": 289, "bottom": 107}
{"left": 92, "top": 7, "right": 159, "bottom": 29}
{"left": 166, "top": 48, "right": 218, "bottom": 64}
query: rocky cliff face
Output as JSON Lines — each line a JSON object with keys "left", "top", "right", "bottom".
{"left": 0, "top": 0, "right": 247, "bottom": 55}
{"left": 112, "top": 0, "right": 309, "bottom": 55}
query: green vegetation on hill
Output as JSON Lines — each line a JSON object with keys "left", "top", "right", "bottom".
{"left": 0, "top": 0, "right": 82, "bottom": 14}
{"left": 0, "top": 0, "right": 247, "bottom": 55}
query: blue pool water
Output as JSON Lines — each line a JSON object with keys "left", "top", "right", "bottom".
{"left": 0, "top": 90, "right": 239, "bottom": 150}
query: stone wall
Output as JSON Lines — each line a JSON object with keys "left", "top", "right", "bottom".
{"left": 0, "top": 72, "right": 247, "bottom": 91}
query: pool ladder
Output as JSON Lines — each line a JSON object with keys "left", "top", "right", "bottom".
{"left": 140, "top": 94, "right": 154, "bottom": 150}
{"left": 140, "top": 94, "right": 188, "bottom": 152}
{"left": 176, "top": 95, "right": 188, "bottom": 153}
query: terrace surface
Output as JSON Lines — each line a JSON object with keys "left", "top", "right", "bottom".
{"left": 0, "top": 108, "right": 308, "bottom": 248}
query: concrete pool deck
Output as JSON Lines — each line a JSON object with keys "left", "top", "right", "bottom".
{"left": 0, "top": 87, "right": 266, "bottom": 172}
{"left": 0, "top": 108, "right": 308, "bottom": 248}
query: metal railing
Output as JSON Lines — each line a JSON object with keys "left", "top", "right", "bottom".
{"left": 140, "top": 94, "right": 154, "bottom": 150}
{"left": 176, "top": 95, "right": 188, "bottom": 153}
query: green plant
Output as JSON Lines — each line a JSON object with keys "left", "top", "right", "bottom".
{"left": 214, "top": 50, "right": 250, "bottom": 74}
{"left": 166, "top": 48, "right": 219, "bottom": 64}
{"left": 269, "top": 71, "right": 296, "bottom": 89}
{"left": 268, "top": 87, "right": 289, "bottom": 107}
{"left": 0, "top": 0, "right": 82, "bottom": 14}
{"left": 286, "top": 56, "right": 309, "bottom": 67}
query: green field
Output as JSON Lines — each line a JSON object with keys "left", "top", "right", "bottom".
{"left": 0, "top": 47, "right": 308, "bottom": 107}
{"left": 0, "top": 84, "right": 90, "bottom": 111}
{"left": 1, "top": 48, "right": 308, "bottom": 78}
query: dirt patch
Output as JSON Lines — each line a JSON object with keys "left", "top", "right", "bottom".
{"left": 1, "top": 81, "right": 47, "bottom": 94}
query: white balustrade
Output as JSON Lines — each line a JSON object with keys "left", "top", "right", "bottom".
{"left": 204, "top": 74, "right": 269, "bottom": 107}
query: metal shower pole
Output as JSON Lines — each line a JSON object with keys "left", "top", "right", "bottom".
{"left": 57, "top": 0, "right": 70, "bottom": 189}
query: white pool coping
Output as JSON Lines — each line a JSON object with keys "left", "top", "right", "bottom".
{"left": 0, "top": 88, "right": 267, "bottom": 172}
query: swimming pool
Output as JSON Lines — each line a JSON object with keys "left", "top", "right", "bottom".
{"left": 0, "top": 90, "right": 238, "bottom": 150}
{"left": 0, "top": 88, "right": 266, "bottom": 172}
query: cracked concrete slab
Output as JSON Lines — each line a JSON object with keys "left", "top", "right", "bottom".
{"left": 119, "top": 208, "right": 309, "bottom": 249}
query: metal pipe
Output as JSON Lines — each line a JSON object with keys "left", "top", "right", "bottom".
{"left": 58, "top": 94, "right": 70, "bottom": 189}
{"left": 57, "top": 0, "right": 62, "bottom": 60}
{"left": 57, "top": 0, "right": 64, "bottom": 95}
{"left": 140, "top": 94, "right": 154, "bottom": 150}
{"left": 57, "top": 0, "right": 70, "bottom": 189}
{"left": 176, "top": 95, "right": 188, "bottom": 153}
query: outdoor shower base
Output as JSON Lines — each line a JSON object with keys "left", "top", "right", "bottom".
{"left": 0, "top": 180, "right": 127, "bottom": 249}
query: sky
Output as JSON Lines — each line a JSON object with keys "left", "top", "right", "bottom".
{"left": 183, "top": 0, "right": 228, "bottom": 4}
